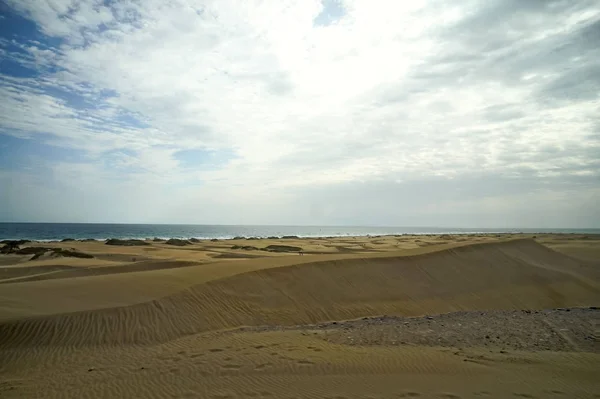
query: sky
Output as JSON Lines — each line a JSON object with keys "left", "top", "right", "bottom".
{"left": 0, "top": 0, "right": 599, "bottom": 227}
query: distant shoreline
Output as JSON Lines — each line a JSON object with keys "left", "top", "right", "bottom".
{"left": 2, "top": 231, "right": 599, "bottom": 243}
{"left": 1, "top": 222, "right": 599, "bottom": 241}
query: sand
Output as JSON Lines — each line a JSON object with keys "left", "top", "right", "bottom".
{"left": 0, "top": 234, "right": 599, "bottom": 398}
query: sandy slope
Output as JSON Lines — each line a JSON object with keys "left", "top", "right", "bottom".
{"left": 0, "top": 235, "right": 599, "bottom": 398}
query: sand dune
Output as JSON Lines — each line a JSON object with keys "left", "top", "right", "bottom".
{"left": 0, "top": 239, "right": 487, "bottom": 321}
{"left": 1, "top": 235, "right": 598, "bottom": 399}
{"left": 1, "top": 239, "right": 597, "bottom": 349}
{"left": 0, "top": 259, "right": 201, "bottom": 284}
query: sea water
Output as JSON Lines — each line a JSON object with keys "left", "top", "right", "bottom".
{"left": 0, "top": 223, "right": 598, "bottom": 241}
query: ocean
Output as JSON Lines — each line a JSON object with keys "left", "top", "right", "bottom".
{"left": 0, "top": 223, "right": 598, "bottom": 241}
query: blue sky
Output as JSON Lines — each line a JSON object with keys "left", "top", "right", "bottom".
{"left": 0, "top": 0, "right": 599, "bottom": 226}
{"left": 313, "top": 0, "right": 346, "bottom": 27}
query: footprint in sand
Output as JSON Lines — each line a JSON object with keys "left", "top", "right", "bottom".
{"left": 0, "top": 381, "right": 23, "bottom": 392}
{"left": 243, "top": 391, "right": 272, "bottom": 398}
{"left": 254, "top": 362, "right": 272, "bottom": 370}
{"left": 210, "top": 393, "right": 236, "bottom": 399}
{"left": 220, "top": 364, "right": 242, "bottom": 370}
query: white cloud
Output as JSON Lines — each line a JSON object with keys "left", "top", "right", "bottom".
{"left": 1, "top": 0, "right": 599, "bottom": 225}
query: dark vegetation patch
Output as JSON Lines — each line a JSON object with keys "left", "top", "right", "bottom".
{"left": 165, "top": 239, "right": 192, "bottom": 246}
{"left": 0, "top": 244, "right": 94, "bottom": 260}
{"left": 105, "top": 239, "right": 150, "bottom": 246}
{"left": 0, "top": 240, "right": 31, "bottom": 253}
{"left": 231, "top": 245, "right": 259, "bottom": 250}
{"left": 262, "top": 245, "right": 302, "bottom": 252}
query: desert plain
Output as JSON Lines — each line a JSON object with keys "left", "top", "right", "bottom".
{"left": 0, "top": 233, "right": 599, "bottom": 398}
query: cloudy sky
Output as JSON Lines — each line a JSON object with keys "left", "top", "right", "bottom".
{"left": 0, "top": 0, "right": 599, "bottom": 227}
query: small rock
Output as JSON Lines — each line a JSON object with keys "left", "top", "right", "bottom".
{"left": 88, "top": 368, "right": 95, "bottom": 372}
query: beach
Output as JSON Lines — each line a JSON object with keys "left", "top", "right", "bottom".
{"left": 1, "top": 233, "right": 599, "bottom": 398}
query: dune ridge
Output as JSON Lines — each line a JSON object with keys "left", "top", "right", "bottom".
{"left": 1, "top": 239, "right": 598, "bottom": 350}
{"left": 0, "top": 259, "right": 201, "bottom": 284}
